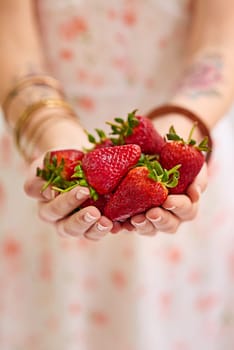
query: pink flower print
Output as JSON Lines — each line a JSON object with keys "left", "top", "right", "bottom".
{"left": 68, "top": 302, "right": 81, "bottom": 316}
{"left": 158, "top": 291, "right": 173, "bottom": 318}
{"left": 187, "top": 269, "right": 203, "bottom": 284}
{"left": 91, "top": 75, "right": 105, "bottom": 88}
{"left": 159, "top": 292, "right": 172, "bottom": 308}
{"left": 0, "top": 183, "right": 6, "bottom": 212}
{"left": 59, "top": 16, "right": 88, "bottom": 41}
{"left": 111, "top": 270, "right": 127, "bottom": 289}
{"left": 228, "top": 251, "right": 234, "bottom": 280}
{"left": 173, "top": 340, "right": 189, "bottom": 350}
{"left": 122, "top": 9, "right": 137, "bottom": 26}
{"left": 39, "top": 251, "right": 53, "bottom": 281}
{"left": 112, "top": 56, "right": 128, "bottom": 70}
{"left": 2, "top": 237, "right": 22, "bottom": 258}
{"left": 122, "top": 246, "right": 134, "bottom": 260}
{"left": 83, "top": 275, "right": 98, "bottom": 291}
{"left": 90, "top": 310, "right": 109, "bottom": 326}
{"left": 115, "top": 32, "right": 127, "bottom": 45}
{"left": 45, "top": 315, "right": 59, "bottom": 331}
{"left": 165, "top": 246, "right": 183, "bottom": 264}
{"left": 59, "top": 48, "right": 74, "bottom": 61}
{"left": 77, "top": 96, "right": 95, "bottom": 111}
{"left": 77, "top": 69, "right": 89, "bottom": 83}
{"left": 107, "top": 8, "right": 118, "bottom": 20}
{"left": 195, "top": 293, "right": 219, "bottom": 312}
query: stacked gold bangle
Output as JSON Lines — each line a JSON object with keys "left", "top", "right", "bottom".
{"left": 2, "top": 74, "right": 80, "bottom": 162}
{"left": 15, "top": 98, "right": 79, "bottom": 161}
{"left": 2, "top": 74, "right": 65, "bottom": 124}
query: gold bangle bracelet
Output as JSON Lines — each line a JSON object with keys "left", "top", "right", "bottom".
{"left": 2, "top": 74, "right": 65, "bottom": 123}
{"left": 20, "top": 112, "right": 80, "bottom": 162}
{"left": 14, "top": 98, "right": 77, "bottom": 156}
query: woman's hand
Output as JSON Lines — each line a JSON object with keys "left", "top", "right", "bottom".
{"left": 24, "top": 155, "right": 113, "bottom": 241}
{"left": 130, "top": 162, "right": 208, "bottom": 236}
{"left": 24, "top": 148, "right": 208, "bottom": 239}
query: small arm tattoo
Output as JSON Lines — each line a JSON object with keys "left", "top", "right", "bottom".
{"left": 175, "top": 53, "right": 223, "bottom": 98}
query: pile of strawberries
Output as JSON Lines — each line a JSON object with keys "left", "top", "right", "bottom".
{"left": 37, "top": 111, "right": 210, "bottom": 222}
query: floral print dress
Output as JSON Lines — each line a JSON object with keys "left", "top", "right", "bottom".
{"left": 0, "top": 0, "right": 234, "bottom": 349}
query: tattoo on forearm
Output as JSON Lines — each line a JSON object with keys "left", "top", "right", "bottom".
{"left": 175, "top": 53, "right": 223, "bottom": 98}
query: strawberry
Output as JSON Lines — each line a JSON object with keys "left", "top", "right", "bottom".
{"left": 80, "top": 193, "right": 112, "bottom": 214}
{"left": 74, "top": 144, "right": 142, "bottom": 196}
{"left": 37, "top": 149, "right": 84, "bottom": 191}
{"left": 86, "top": 128, "right": 114, "bottom": 150}
{"left": 160, "top": 125, "right": 210, "bottom": 194}
{"left": 104, "top": 160, "right": 180, "bottom": 222}
{"left": 107, "top": 110, "right": 165, "bottom": 154}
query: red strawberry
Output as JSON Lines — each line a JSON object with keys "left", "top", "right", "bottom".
{"left": 74, "top": 144, "right": 142, "bottom": 195}
{"left": 104, "top": 160, "right": 180, "bottom": 222}
{"left": 80, "top": 193, "right": 112, "bottom": 214}
{"left": 160, "top": 125, "right": 210, "bottom": 194}
{"left": 107, "top": 110, "right": 165, "bottom": 154}
{"left": 37, "top": 149, "right": 84, "bottom": 191}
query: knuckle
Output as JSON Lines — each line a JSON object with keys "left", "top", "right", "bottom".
{"left": 165, "top": 223, "right": 179, "bottom": 234}
{"left": 66, "top": 193, "right": 79, "bottom": 208}
{"left": 38, "top": 203, "right": 60, "bottom": 222}
{"left": 23, "top": 181, "right": 31, "bottom": 195}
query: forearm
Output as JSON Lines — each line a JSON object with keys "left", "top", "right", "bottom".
{"left": 154, "top": 0, "right": 234, "bottom": 137}
{"left": 0, "top": 0, "right": 47, "bottom": 101}
{"left": 0, "top": 0, "right": 87, "bottom": 158}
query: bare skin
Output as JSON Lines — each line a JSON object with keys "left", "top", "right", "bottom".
{"left": 1, "top": 0, "right": 234, "bottom": 239}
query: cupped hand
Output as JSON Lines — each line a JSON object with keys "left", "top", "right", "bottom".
{"left": 130, "top": 163, "right": 208, "bottom": 236}
{"left": 24, "top": 155, "right": 113, "bottom": 241}
{"left": 24, "top": 155, "right": 208, "bottom": 239}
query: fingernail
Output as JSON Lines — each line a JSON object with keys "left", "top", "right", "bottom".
{"left": 133, "top": 220, "right": 147, "bottom": 227}
{"left": 41, "top": 188, "right": 56, "bottom": 200}
{"left": 76, "top": 188, "right": 90, "bottom": 200}
{"left": 149, "top": 216, "right": 162, "bottom": 223}
{"left": 96, "top": 223, "right": 109, "bottom": 231}
{"left": 84, "top": 212, "right": 98, "bottom": 223}
{"left": 164, "top": 206, "right": 176, "bottom": 211}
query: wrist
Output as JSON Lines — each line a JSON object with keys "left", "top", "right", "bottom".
{"left": 23, "top": 108, "right": 90, "bottom": 160}
{"left": 152, "top": 113, "right": 203, "bottom": 141}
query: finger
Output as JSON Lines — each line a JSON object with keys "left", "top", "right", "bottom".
{"left": 121, "top": 220, "right": 136, "bottom": 232}
{"left": 187, "top": 163, "right": 208, "bottom": 203}
{"left": 162, "top": 194, "right": 199, "bottom": 221}
{"left": 24, "top": 177, "right": 58, "bottom": 201}
{"left": 131, "top": 214, "right": 157, "bottom": 236}
{"left": 85, "top": 216, "right": 113, "bottom": 241}
{"left": 55, "top": 206, "right": 101, "bottom": 238}
{"left": 111, "top": 221, "right": 122, "bottom": 234}
{"left": 146, "top": 207, "right": 180, "bottom": 234}
{"left": 38, "top": 186, "right": 90, "bottom": 222}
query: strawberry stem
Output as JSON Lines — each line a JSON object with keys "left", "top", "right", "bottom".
{"left": 106, "top": 110, "right": 139, "bottom": 145}
{"left": 137, "top": 155, "right": 181, "bottom": 188}
{"left": 166, "top": 124, "right": 211, "bottom": 153}
{"left": 72, "top": 164, "right": 99, "bottom": 200}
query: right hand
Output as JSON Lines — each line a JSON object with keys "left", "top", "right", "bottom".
{"left": 24, "top": 154, "right": 114, "bottom": 241}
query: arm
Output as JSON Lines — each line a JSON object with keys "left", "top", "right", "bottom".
{"left": 131, "top": 0, "right": 234, "bottom": 234}
{"left": 0, "top": 0, "right": 88, "bottom": 152}
{"left": 155, "top": 0, "right": 234, "bottom": 135}
{"left": 0, "top": 0, "right": 113, "bottom": 240}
